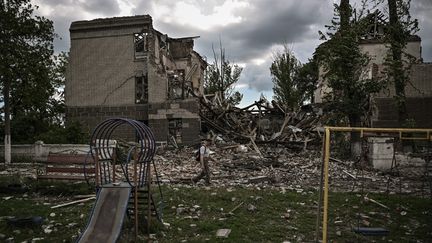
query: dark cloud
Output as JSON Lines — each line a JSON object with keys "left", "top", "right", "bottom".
{"left": 36, "top": 0, "right": 73, "bottom": 8}
{"left": 32, "top": 0, "right": 432, "bottom": 92}
{"left": 229, "top": 0, "right": 331, "bottom": 47}
{"left": 147, "top": 0, "right": 332, "bottom": 63}
{"left": 38, "top": 0, "right": 120, "bottom": 15}
{"left": 149, "top": 0, "right": 333, "bottom": 92}
{"left": 132, "top": 0, "right": 227, "bottom": 16}
{"left": 34, "top": 0, "right": 121, "bottom": 53}
{"left": 81, "top": 0, "right": 120, "bottom": 15}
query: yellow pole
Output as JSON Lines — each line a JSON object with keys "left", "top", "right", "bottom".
{"left": 322, "top": 128, "right": 331, "bottom": 242}
{"left": 324, "top": 126, "right": 432, "bottom": 133}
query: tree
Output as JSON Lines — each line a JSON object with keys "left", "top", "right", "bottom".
{"left": 1, "top": 51, "right": 70, "bottom": 144}
{"left": 204, "top": 42, "right": 243, "bottom": 105}
{"left": 270, "top": 45, "right": 319, "bottom": 110}
{"left": 384, "top": 0, "right": 418, "bottom": 125}
{"left": 316, "top": 0, "right": 383, "bottom": 155}
{"left": 0, "top": 0, "right": 56, "bottom": 161}
{"left": 296, "top": 57, "right": 319, "bottom": 104}
{"left": 270, "top": 45, "right": 301, "bottom": 110}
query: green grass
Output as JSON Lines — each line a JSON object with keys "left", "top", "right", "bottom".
{"left": 0, "top": 176, "right": 431, "bottom": 242}
{"left": 158, "top": 186, "right": 432, "bottom": 242}
{"left": 0, "top": 177, "right": 94, "bottom": 242}
{"left": 158, "top": 186, "right": 317, "bottom": 242}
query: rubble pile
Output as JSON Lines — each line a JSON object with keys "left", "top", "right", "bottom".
{"left": 155, "top": 145, "right": 429, "bottom": 195}
{"left": 199, "top": 93, "right": 327, "bottom": 150}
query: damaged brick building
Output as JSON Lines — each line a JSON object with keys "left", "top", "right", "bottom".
{"left": 314, "top": 11, "right": 432, "bottom": 128}
{"left": 65, "top": 15, "right": 207, "bottom": 145}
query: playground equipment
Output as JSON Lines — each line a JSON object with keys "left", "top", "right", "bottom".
{"left": 315, "top": 127, "right": 432, "bottom": 242}
{"left": 77, "top": 118, "right": 163, "bottom": 243}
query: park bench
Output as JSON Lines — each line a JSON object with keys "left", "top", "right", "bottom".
{"left": 37, "top": 153, "right": 95, "bottom": 181}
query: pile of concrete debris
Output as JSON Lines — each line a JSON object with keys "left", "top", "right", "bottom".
{"left": 199, "top": 93, "right": 327, "bottom": 151}
{"left": 155, "top": 144, "right": 429, "bottom": 196}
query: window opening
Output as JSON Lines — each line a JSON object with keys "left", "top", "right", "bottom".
{"left": 168, "top": 119, "right": 182, "bottom": 144}
{"left": 135, "top": 74, "right": 148, "bottom": 104}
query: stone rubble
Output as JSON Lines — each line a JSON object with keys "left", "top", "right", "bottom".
{"left": 0, "top": 143, "right": 429, "bottom": 195}
{"left": 154, "top": 144, "right": 430, "bottom": 195}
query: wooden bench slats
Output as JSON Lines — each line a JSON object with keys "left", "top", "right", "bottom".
{"left": 46, "top": 167, "right": 95, "bottom": 174}
{"left": 46, "top": 154, "right": 94, "bottom": 164}
{"left": 38, "top": 153, "right": 95, "bottom": 181}
{"left": 37, "top": 175, "right": 88, "bottom": 181}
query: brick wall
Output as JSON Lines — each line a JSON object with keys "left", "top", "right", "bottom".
{"left": 149, "top": 119, "right": 168, "bottom": 142}
{"left": 147, "top": 99, "right": 201, "bottom": 145}
{"left": 67, "top": 105, "right": 149, "bottom": 139}
{"left": 66, "top": 16, "right": 203, "bottom": 145}
{"left": 372, "top": 97, "right": 432, "bottom": 128}
{"left": 181, "top": 118, "right": 201, "bottom": 145}
{"left": 67, "top": 101, "right": 201, "bottom": 145}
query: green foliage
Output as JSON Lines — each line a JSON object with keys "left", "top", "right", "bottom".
{"left": 204, "top": 42, "right": 243, "bottom": 105}
{"left": 1, "top": 0, "right": 56, "bottom": 113}
{"left": 270, "top": 45, "right": 319, "bottom": 111}
{"left": 0, "top": 119, "right": 88, "bottom": 144}
{"left": 35, "top": 121, "right": 89, "bottom": 144}
{"left": 316, "top": 0, "right": 383, "bottom": 126}
{"left": 0, "top": 0, "right": 71, "bottom": 144}
{"left": 270, "top": 45, "right": 301, "bottom": 110}
{"left": 383, "top": 0, "right": 419, "bottom": 124}
{"left": 296, "top": 57, "right": 319, "bottom": 104}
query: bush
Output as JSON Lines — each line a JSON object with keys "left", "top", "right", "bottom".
{"left": 35, "top": 122, "right": 89, "bottom": 144}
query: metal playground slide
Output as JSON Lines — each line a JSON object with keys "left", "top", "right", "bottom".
{"left": 77, "top": 183, "right": 131, "bottom": 243}
{"left": 76, "top": 118, "right": 163, "bottom": 242}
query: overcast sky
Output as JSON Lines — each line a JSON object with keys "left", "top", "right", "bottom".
{"left": 33, "top": 0, "right": 432, "bottom": 106}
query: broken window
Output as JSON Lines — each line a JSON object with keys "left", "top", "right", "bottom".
{"left": 135, "top": 74, "right": 148, "bottom": 104}
{"left": 168, "top": 118, "right": 182, "bottom": 144}
{"left": 168, "top": 69, "right": 189, "bottom": 100}
{"left": 134, "top": 32, "right": 148, "bottom": 58}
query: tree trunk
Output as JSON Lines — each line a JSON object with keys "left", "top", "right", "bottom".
{"left": 388, "top": 0, "right": 408, "bottom": 125}
{"left": 4, "top": 79, "right": 11, "bottom": 164}
{"left": 349, "top": 114, "right": 362, "bottom": 158}
{"left": 340, "top": 0, "right": 351, "bottom": 32}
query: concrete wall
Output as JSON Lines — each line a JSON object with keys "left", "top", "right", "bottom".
{"left": 147, "top": 58, "right": 168, "bottom": 103}
{"left": 374, "top": 63, "right": 432, "bottom": 98}
{"left": 368, "top": 137, "right": 394, "bottom": 170}
{"left": 359, "top": 40, "right": 421, "bottom": 64}
{"left": 0, "top": 142, "right": 89, "bottom": 162}
{"left": 66, "top": 18, "right": 150, "bottom": 107}
{"left": 314, "top": 66, "right": 328, "bottom": 103}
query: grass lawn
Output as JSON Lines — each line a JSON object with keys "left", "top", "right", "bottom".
{"left": 0, "top": 176, "right": 431, "bottom": 242}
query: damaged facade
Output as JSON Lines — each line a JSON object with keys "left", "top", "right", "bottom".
{"left": 65, "top": 15, "right": 207, "bottom": 145}
{"left": 314, "top": 12, "right": 432, "bottom": 127}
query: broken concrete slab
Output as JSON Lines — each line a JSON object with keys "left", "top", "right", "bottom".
{"left": 216, "top": 229, "right": 231, "bottom": 238}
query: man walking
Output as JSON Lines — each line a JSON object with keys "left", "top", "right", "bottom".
{"left": 193, "top": 139, "right": 214, "bottom": 184}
